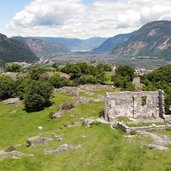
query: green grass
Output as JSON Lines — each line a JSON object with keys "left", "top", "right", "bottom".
{"left": 116, "top": 116, "right": 131, "bottom": 123}
{"left": 0, "top": 88, "right": 171, "bottom": 171}
{"left": 127, "top": 121, "right": 167, "bottom": 127}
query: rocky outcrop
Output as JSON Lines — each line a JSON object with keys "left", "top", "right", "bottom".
{"left": 26, "top": 136, "right": 52, "bottom": 147}
{"left": 111, "top": 20, "right": 171, "bottom": 60}
{"left": 0, "top": 149, "right": 33, "bottom": 160}
{"left": 44, "top": 144, "right": 81, "bottom": 154}
{"left": 12, "top": 37, "right": 69, "bottom": 57}
{"left": 3, "top": 98, "right": 21, "bottom": 106}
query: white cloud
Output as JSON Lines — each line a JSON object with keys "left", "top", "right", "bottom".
{"left": 5, "top": 0, "right": 171, "bottom": 38}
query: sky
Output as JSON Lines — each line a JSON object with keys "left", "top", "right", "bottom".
{"left": 1, "top": 0, "right": 171, "bottom": 38}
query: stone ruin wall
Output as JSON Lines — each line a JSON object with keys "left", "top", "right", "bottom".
{"left": 105, "top": 90, "right": 165, "bottom": 122}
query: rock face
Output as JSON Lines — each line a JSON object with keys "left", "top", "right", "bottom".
{"left": 36, "top": 37, "right": 107, "bottom": 51}
{"left": 12, "top": 37, "right": 69, "bottom": 57}
{"left": 105, "top": 90, "right": 165, "bottom": 121}
{"left": 111, "top": 20, "right": 171, "bottom": 59}
{"left": 93, "top": 32, "right": 135, "bottom": 52}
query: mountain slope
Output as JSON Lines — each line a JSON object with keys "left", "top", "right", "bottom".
{"left": 93, "top": 32, "right": 135, "bottom": 52}
{"left": 111, "top": 20, "right": 171, "bottom": 59}
{"left": 37, "top": 37, "right": 107, "bottom": 51}
{"left": 12, "top": 37, "right": 69, "bottom": 57}
{"left": 0, "top": 33, "right": 37, "bottom": 62}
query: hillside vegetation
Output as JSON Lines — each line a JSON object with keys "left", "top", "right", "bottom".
{"left": 12, "top": 37, "right": 69, "bottom": 57}
{"left": 112, "top": 20, "right": 171, "bottom": 59}
{"left": 0, "top": 33, "right": 37, "bottom": 62}
{"left": 93, "top": 32, "right": 134, "bottom": 52}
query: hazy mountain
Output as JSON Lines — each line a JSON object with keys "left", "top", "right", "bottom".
{"left": 111, "top": 20, "right": 171, "bottom": 59}
{"left": 0, "top": 33, "right": 37, "bottom": 63}
{"left": 12, "top": 37, "right": 69, "bottom": 57}
{"left": 37, "top": 37, "right": 107, "bottom": 51}
{"left": 93, "top": 32, "right": 135, "bottom": 52}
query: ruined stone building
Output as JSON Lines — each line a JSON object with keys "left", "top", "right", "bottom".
{"left": 105, "top": 90, "right": 165, "bottom": 122}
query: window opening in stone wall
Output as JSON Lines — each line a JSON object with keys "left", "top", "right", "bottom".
{"left": 141, "top": 96, "right": 147, "bottom": 106}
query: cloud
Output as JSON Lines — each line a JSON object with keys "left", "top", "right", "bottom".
{"left": 5, "top": 0, "right": 171, "bottom": 38}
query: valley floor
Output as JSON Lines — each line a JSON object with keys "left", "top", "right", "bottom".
{"left": 0, "top": 86, "right": 171, "bottom": 171}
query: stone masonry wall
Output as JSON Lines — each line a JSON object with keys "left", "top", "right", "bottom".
{"left": 105, "top": 90, "right": 165, "bottom": 122}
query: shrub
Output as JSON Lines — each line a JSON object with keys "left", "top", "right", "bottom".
{"left": 80, "top": 75, "right": 97, "bottom": 84}
{"left": 30, "top": 68, "right": 49, "bottom": 81}
{"left": 49, "top": 74, "right": 69, "bottom": 88}
{"left": 0, "top": 76, "right": 16, "bottom": 100}
{"left": 115, "top": 65, "right": 135, "bottom": 81}
{"left": 97, "top": 63, "right": 112, "bottom": 72}
{"left": 6, "top": 63, "right": 22, "bottom": 72}
{"left": 24, "top": 80, "right": 53, "bottom": 112}
{"left": 52, "top": 63, "right": 59, "bottom": 71}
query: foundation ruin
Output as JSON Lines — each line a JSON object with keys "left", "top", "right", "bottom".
{"left": 105, "top": 90, "right": 165, "bottom": 122}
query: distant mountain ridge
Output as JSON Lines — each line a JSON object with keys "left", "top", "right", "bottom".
{"left": 37, "top": 37, "right": 107, "bottom": 51}
{"left": 0, "top": 33, "right": 37, "bottom": 63}
{"left": 12, "top": 37, "right": 69, "bottom": 57}
{"left": 111, "top": 20, "right": 171, "bottom": 59}
{"left": 93, "top": 32, "right": 135, "bottom": 52}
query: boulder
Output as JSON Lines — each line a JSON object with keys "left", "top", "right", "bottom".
{"left": 52, "top": 110, "right": 64, "bottom": 118}
{"left": 3, "top": 98, "right": 21, "bottom": 105}
{"left": 80, "top": 118, "right": 96, "bottom": 126}
{"left": 26, "top": 136, "right": 52, "bottom": 147}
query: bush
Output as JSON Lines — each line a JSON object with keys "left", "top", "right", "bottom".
{"left": 61, "top": 64, "right": 81, "bottom": 79}
{"left": 49, "top": 74, "right": 69, "bottom": 88}
{"left": 97, "top": 63, "right": 112, "bottom": 72}
{"left": 24, "top": 81, "right": 53, "bottom": 112}
{"left": 0, "top": 76, "right": 16, "bottom": 100}
{"left": 61, "top": 103, "right": 74, "bottom": 110}
{"left": 30, "top": 68, "right": 49, "bottom": 81}
{"left": 80, "top": 75, "right": 97, "bottom": 84}
{"left": 115, "top": 65, "right": 135, "bottom": 81}
{"left": 52, "top": 63, "right": 59, "bottom": 71}
{"left": 6, "top": 63, "right": 22, "bottom": 72}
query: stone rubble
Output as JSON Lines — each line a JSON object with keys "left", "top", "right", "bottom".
{"left": 26, "top": 136, "right": 52, "bottom": 147}
{"left": 44, "top": 144, "right": 82, "bottom": 155}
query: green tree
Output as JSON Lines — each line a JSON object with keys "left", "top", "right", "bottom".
{"left": 115, "top": 65, "right": 135, "bottom": 81}
{"left": 97, "top": 63, "right": 112, "bottom": 72}
{"left": 24, "top": 80, "right": 53, "bottom": 112}
{"left": 49, "top": 74, "right": 69, "bottom": 88}
{"left": 0, "top": 76, "right": 16, "bottom": 100}
{"left": 30, "top": 68, "right": 48, "bottom": 81}
{"left": 6, "top": 63, "right": 22, "bottom": 72}
{"left": 61, "top": 64, "right": 81, "bottom": 79}
{"left": 80, "top": 75, "right": 97, "bottom": 84}
{"left": 52, "top": 63, "right": 59, "bottom": 71}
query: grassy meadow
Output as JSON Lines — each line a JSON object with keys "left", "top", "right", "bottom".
{"left": 0, "top": 87, "right": 171, "bottom": 171}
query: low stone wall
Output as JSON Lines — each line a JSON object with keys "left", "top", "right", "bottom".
{"left": 117, "top": 122, "right": 171, "bottom": 134}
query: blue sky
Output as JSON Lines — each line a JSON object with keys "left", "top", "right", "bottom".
{"left": 0, "top": 0, "right": 94, "bottom": 32}
{"left": 0, "top": 0, "right": 31, "bottom": 31}
{"left": 2, "top": 0, "right": 171, "bottom": 38}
